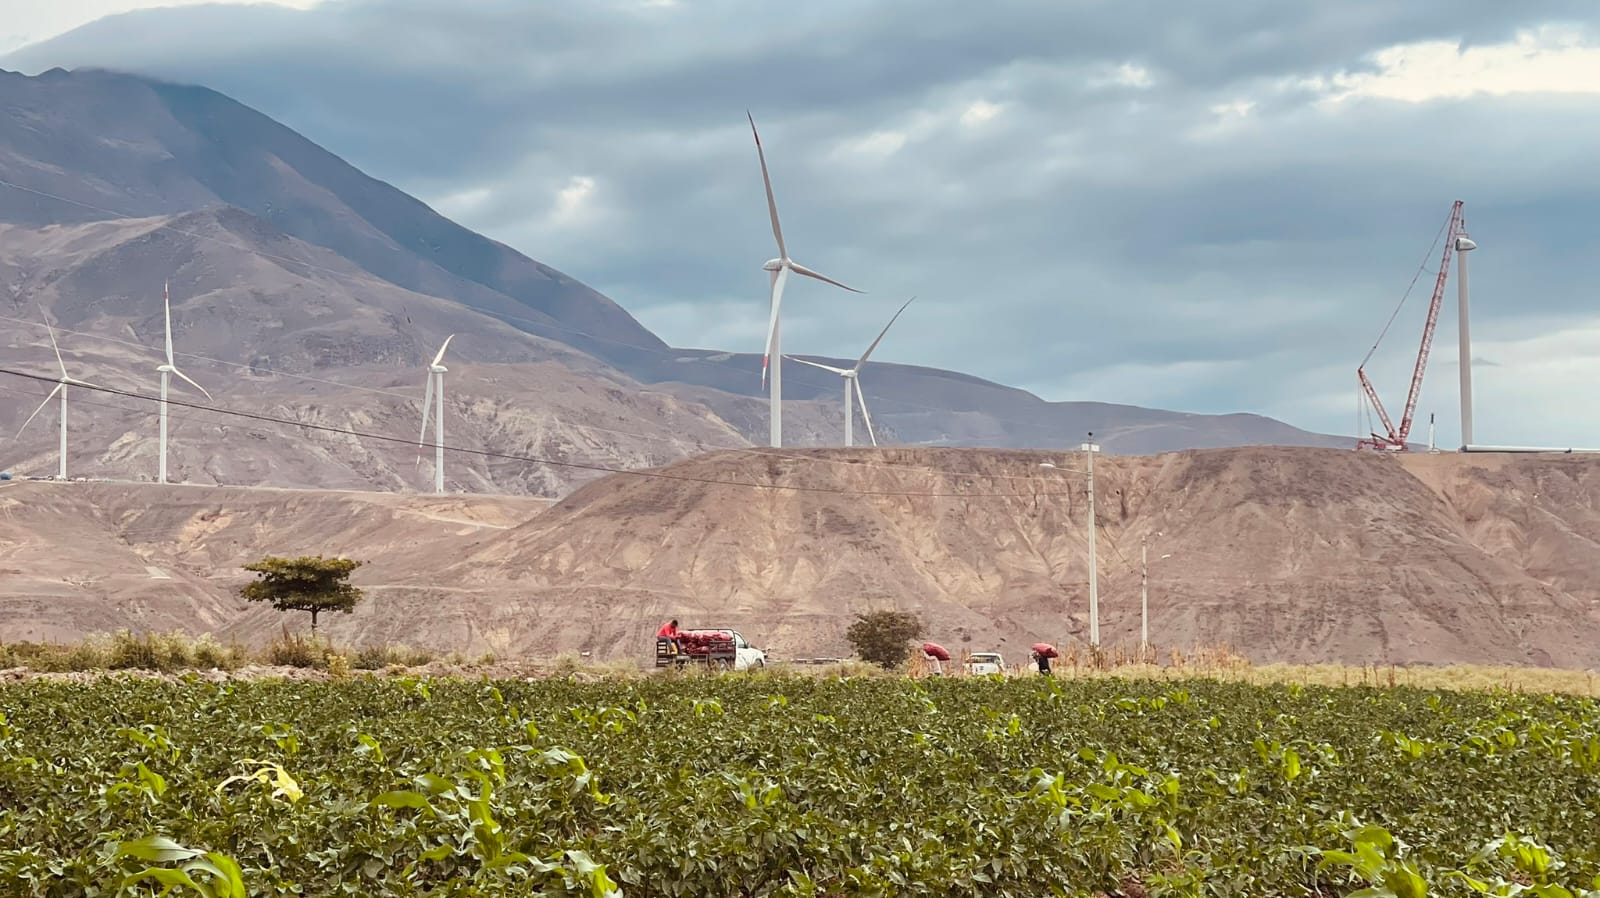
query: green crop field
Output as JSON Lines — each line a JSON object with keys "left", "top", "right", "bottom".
{"left": 3, "top": 675, "right": 1599, "bottom": 897}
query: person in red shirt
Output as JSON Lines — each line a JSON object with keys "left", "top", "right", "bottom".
{"left": 656, "top": 619, "right": 681, "bottom": 655}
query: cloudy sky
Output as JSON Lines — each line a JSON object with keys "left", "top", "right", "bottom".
{"left": 5, "top": 0, "right": 1600, "bottom": 446}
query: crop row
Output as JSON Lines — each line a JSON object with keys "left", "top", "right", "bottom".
{"left": 3, "top": 675, "right": 1600, "bottom": 896}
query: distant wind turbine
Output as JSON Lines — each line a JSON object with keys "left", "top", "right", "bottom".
{"left": 748, "top": 111, "right": 863, "bottom": 448}
{"left": 788, "top": 297, "right": 915, "bottom": 447}
{"left": 417, "top": 335, "right": 454, "bottom": 494}
{"left": 156, "top": 282, "right": 212, "bottom": 484}
{"left": 15, "top": 306, "right": 100, "bottom": 480}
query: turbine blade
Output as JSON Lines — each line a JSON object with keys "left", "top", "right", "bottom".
{"left": 163, "top": 281, "right": 174, "bottom": 365}
{"left": 39, "top": 306, "right": 66, "bottom": 377}
{"left": 432, "top": 334, "right": 455, "bottom": 367}
{"left": 788, "top": 356, "right": 849, "bottom": 375}
{"left": 417, "top": 373, "right": 435, "bottom": 463}
{"left": 15, "top": 384, "right": 62, "bottom": 438}
{"left": 748, "top": 111, "right": 787, "bottom": 260}
{"left": 761, "top": 265, "right": 789, "bottom": 389}
{"left": 856, "top": 296, "right": 915, "bottom": 370}
{"left": 62, "top": 376, "right": 101, "bottom": 388}
{"left": 170, "top": 367, "right": 212, "bottom": 401}
{"left": 789, "top": 262, "right": 863, "bottom": 294}
{"left": 854, "top": 378, "right": 878, "bottom": 447}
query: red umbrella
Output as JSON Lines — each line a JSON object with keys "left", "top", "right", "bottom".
{"left": 922, "top": 642, "right": 951, "bottom": 661}
{"left": 1031, "top": 643, "right": 1059, "bottom": 659}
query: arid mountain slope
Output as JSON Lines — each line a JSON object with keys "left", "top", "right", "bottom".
{"left": 3, "top": 449, "right": 1597, "bottom": 668}
{"left": 449, "top": 447, "right": 1600, "bottom": 666}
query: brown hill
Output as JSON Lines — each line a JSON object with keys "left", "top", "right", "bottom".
{"left": 3, "top": 448, "right": 1598, "bottom": 668}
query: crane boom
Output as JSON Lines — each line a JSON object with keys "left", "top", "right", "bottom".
{"left": 1398, "top": 200, "right": 1465, "bottom": 446}
{"left": 1356, "top": 200, "right": 1465, "bottom": 451}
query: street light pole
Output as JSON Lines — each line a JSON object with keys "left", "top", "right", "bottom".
{"left": 1082, "top": 433, "right": 1100, "bottom": 648}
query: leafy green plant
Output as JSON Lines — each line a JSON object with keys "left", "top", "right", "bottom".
{"left": 4, "top": 675, "right": 1600, "bottom": 895}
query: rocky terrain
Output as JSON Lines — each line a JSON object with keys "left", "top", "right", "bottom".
{"left": 4, "top": 447, "right": 1597, "bottom": 668}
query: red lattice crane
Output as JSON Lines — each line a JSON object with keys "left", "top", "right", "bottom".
{"left": 1356, "top": 201, "right": 1466, "bottom": 451}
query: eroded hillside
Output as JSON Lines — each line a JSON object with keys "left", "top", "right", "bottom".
{"left": 4, "top": 448, "right": 1597, "bottom": 667}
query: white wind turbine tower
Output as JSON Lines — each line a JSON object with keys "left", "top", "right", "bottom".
{"left": 416, "top": 335, "right": 454, "bottom": 494}
{"left": 748, "top": 112, "right": 863, "bottom": 448}
{"left": 788, "top": 296, "right": 915, "bottom": 447}
{"left": 156, "top": 282, "right": 212, "bottom": 484}
{"left": 15, "top": 307, "right": 100, "bottom": 480}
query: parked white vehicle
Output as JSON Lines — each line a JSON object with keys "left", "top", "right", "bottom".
{"left": 964, "top": 652, "right": 1005, "bottom": 676}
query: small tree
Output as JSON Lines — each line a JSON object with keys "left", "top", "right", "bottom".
{"left": 240, "top": 555, "right": 364, "bottom": 636}
{"left": 845, "top": 610, "right": 925, "bottom": 669}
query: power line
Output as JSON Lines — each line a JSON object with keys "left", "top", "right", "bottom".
{"left": 4, "top": 316, "right": 1086, "bottom": 483}
{"left": 0, "top": 383, "right": 672, "bottom": 481}
{"left": 0, "top": 367, "right": 1081, "bottom": 499}
{"left": 0, "top": 368, "right": 1082, "bottom": 488}
{"left": 0, "top": 314, "right": 749, "bottom": 452}
{"left": 0, "top": 176, "right": 1077, "bottom": 438}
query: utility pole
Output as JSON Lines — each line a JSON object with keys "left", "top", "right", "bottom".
{"left": 1082, "top": 432, "right": 1100, "bottom": 648}
{"left": 1140, "top": 536, "right": 1148, "bottom": 657}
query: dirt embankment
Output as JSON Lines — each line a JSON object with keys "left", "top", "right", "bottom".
{"left": 5, "top": 447, "right": 1599, "bottom": 668}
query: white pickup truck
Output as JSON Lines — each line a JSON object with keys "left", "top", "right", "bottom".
{"left": 963, "top": 652, "right": 1006, "bottom": 676}
{"left": 655, "top": 627, "right": 768, "bottom": 671}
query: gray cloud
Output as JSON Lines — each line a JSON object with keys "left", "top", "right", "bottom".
{"left": 6, "top": 0, "right": 1600, "bottom": 446}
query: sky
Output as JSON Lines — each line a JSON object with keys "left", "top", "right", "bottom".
{"left": 4, "top": 0, "right": 1600, "bottom": 446}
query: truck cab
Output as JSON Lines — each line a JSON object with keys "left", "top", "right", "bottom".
{"left": 715, "top": 629, "right": 767, "bottom": 671}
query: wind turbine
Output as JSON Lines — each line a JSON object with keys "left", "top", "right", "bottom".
{"left": 787, "top": 296, "right": 915, "bottom": 447}
{"left": 416, "top": 335, "right": 454, "bottom": 494}
{"left": 748, "top": 111, "right": 863, "bottom": 448}
{"left": 156, "top": 282, "right": 212, "bottom": 484}
{"left": 15, "top": 306, "right": 100, "bottom": 480}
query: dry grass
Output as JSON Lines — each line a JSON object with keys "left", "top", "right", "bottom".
{"left": 4, "top": 635, "right": 1596, "bottom": 696}
{"left": 1, "top": 630, "right": 436, "bottom": 674}
{"left": 1032, "top": 643, "right": 1600, "bottom": 697}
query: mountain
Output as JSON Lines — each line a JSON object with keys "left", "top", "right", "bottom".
{"left": 4, "top": 448, "right": 1598, "bottom": 668}
{"left": 0, "top": 66, "right": 1344, "bottom": 496}
{"left": 0, "top": 67, "right": 664, "bottom": 364}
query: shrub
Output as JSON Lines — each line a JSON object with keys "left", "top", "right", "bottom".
{"left": 192, "top": 635, "right": 245, "bottom": 671}
{"left": 264, "top": 633, "right": 327, "bottom": 669}
{"left": 108, "top": 631, "right": 196, "bottom": 672}
{"left": 845, "top": 610, "right": 926, "bottom": 669}
{"left": 351, "top": 644, "right": 436, "bottom": 670}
